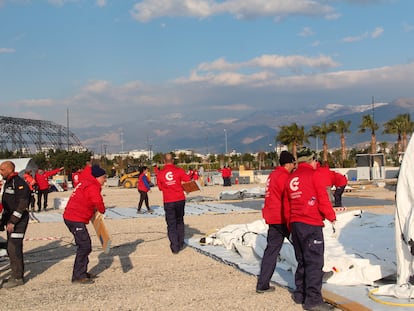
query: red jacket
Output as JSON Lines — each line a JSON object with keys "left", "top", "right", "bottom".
{"left": 79, "top": 165, "right": 92, "bottom": 182}
{"left": 262, "top": 166, "right": 290, "bottom": 225}
{"left": 331, "top": 171, "right": 347, "bottom": 187}
{"left": 316, "top": 165, "right": 333, "bottom": 188}
{"left": 219, "top": 167, "right": 232, "bottom": 178}
{"left": 63, "top": 173, "right": 105, "bottom": 224}
{"left": 24, "top": 173, "right": 36, "bottom": 191}
{"left": 285, "top": 162, "right": 336, "bottom": 227}
{"left": 71, "top": 171, "right": 81, "bottom": 188}
{"left": 157, "top": 164, "right": 191, "bottom": 203}
{"left": 138, "top": 173, "right": 150, "bottom": 192}
{"left": 35, "top": 168, "right": 61, "bottom": 191}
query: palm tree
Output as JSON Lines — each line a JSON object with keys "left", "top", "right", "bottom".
{"left": 332, "top": 120, "right": 351, "bottom": 166}
{"left": 399, "top": 113, "right": 414, "bottom": 151}
{"left": 383, "top": 116, "right": 404, "bottom": 154}
{"left": 307, "top": 122, "right": 335, "bottom": 163}
{"left": 241, "top": 153, "right": 255, "bottom": 169}
{"left": 382, "top": 113, "right": 414, "bottom": 154}
{"left": 276, "top": 123, "right": 308, "bottom": 159}
{"left": 358, "top": 114, "right": 379, "bottom": 154}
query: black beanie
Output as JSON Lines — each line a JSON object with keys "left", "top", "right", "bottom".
{"left": 279, "top": 151, "right": 295, "bottom": 165}
{"left": 91, "top": 165, "right": 106, "bottom": 178}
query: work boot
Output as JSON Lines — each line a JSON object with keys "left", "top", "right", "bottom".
{"left": 86, "top": 272, "right": 98, "bottom": 279}
{"left": 72, "top": 278, "right": 95, "bottom": 285}
{"left": 256, "top": 285, "right": 275, "bottom": 293}
{"left": 3, "top": 278, "right": 24, "bottom": 289}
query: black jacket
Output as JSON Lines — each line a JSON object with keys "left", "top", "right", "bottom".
{"left": 1, "top": 173, "right": 30, "bottom": 226}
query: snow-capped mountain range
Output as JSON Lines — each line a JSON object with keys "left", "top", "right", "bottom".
{"left": 74, "top": 98, "right": 414, "bottom": 154}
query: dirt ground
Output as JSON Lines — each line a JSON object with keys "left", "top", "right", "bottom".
{"left": 0, "top": 183, "right": 395, "bottom": 310}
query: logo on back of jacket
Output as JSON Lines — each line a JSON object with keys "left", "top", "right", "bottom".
{"left": 165, "top": 171, "right": 176, "bottom": 185}
{"left": 289, "top": 177, "right": 302, "bottom": 199}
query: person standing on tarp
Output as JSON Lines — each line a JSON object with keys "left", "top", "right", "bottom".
{"left": 285, "top": 153, "right": 336, "bottom": 311}
{"left": 157, "top": 153, "right": 191, "bottom": 254}
{"left": 256, "top": 151, "right": 296, "bottom": 293}
{"left": 23, "top": 169, "right": 37, "bottom": 212}
{"left": 137, "top": 166, "right": 153, "bottom": 214}
{"left": 316, "top": 162, "right": 334, "bottom": 204}
{"left": 0, "top": 161, "right": 30, "bottom": 289}
{"left": 331, "top": 171, "right": 347, "bottom": 207}
{"left": 35, "top": 166, "right": 64, "bottom": 212}
{"left": 63, "top": 165, "right": 106, "bottom": 284}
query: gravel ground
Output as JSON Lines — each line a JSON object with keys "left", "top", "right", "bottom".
{"left": 0, "top": 183, "right": 395, "bottom": 310}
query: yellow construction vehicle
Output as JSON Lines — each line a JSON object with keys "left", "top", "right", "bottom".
{"left": 119, "top": 165, "right": 153, "bottom": 188}
{"left": 119, "top": 171, "right": 140, "bottom": 188}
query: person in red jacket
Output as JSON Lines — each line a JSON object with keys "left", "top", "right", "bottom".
{"left": 157, "top": 153, "right": 191, "bottom": 254}
{"left": 285, "top": 153, "right": 336, "bottom": 311}
{"left": 63, "top": 164, "right": 106, "bottom": 284}
{"left": 331, "top": 171, "right": 348, "bottom": 207}
{"left": 35, "top": 166, "right": 64, "bottom": 212}
{"left": 256, "top": 151, "right": 296, "bottom": 293}
{"left": 71, "top": 168, "right": 82, "bottom": 189}
{"left": 316, "top": 162, "right": 334, "bottom": 204}
{"left": 23, "top": 169, "right": 37, "bottom": 212}
{"left": 137, "top": 166, "right": 153, "bottom": 214}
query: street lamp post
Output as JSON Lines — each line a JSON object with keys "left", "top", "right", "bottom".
{"left": 224, "top": 129, "right": 228, "bottom": 156}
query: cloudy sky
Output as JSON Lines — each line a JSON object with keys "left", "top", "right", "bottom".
{"left": 1, "top": 0, "right": 413, "bottom": 150}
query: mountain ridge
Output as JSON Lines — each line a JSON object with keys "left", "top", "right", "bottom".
{"left": 74, "top": 98, "right": 414, "bottom": 154}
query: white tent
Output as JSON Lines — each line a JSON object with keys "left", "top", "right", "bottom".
{"left": 370, "top": 134, "right": 414, "bottom": 300}
{"left": 0, "top": 158, "right": 38, "bottom": 177}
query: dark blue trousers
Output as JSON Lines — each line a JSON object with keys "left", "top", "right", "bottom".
{"left": 334, "top": 186, "right": 345, "bottom": 207}
{"left": 256, "top": 224, "right": 289, "bottom": 290}
{"left": 164, "top": 200, "right": 185, "bottom": 253}
{"left": 37, "top": 189, "right": 49, "bottom": 211}
{"left": 291, "top": 222, "right": 324, "bottom": 310}
{"left": 64, "top": 219, "right": 92, "bottom": 281}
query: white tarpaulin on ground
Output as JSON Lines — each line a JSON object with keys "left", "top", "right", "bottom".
{"left": 202, "top": 210, "right": 396, "bottom": 286}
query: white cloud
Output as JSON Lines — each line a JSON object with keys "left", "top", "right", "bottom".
{"left": 342, "top": 26, "right": 384, "bottom": 42}
{"left": 0, "top": 48, "right": 15, "bottom": 53}
{"left": 371, "top": 26, "right": 383, "bottom": 38}
{"left": 154, "top": 129, "right": 171, "bottom": 136}
{"left": 178, "top": 54, "right": 340, "bottom": 86}
{"left": 16, "top": 98, "right": 55, "bottom": 107}
{"left": 402, "top": 22, "right": 414, "bottom": 33}
{"left": 47, "top": 0, "right": 79, "bottom": 6}
{"left": 242, "top": 135, "right": 265, "bottom": 144}
{"left": 298, "top": 26, "right": 314, "bottom": 37}
{"left": 210, "top": 104, "right": 251, "bottom": 111}
{"left": 248, "top": 54, "right": 338, "bottom": 70}
{"left": 163, "top": 113, "right": 183, "bottom": 120}
{"left": 215, "top": 118, "right": 238, "bottom": 125}
{"left": 82, "top": 80, "right": 111, "bottom": 93}
{"left": 342, "top": 32, "right": 369, "bottom": 43}
{"left": 311, "top": 40, "right": 320, "bottom": 47}
{"left": 6, "top": 61, "right": 414, "bottom": 130}
{"left": 96, "top": 0, "right": 106, "bottom": 7}
{"left": 130, "top": 0, "right": 336, "bottom": 23}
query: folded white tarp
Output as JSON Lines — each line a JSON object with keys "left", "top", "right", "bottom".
{"left": 202, "top": 210, "right": 396, "bottom": 286}
{"left": 219, "top": 187, "right": 265, "bottom": 200}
